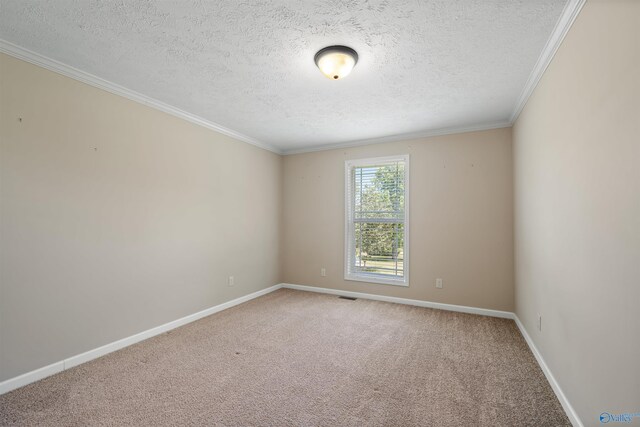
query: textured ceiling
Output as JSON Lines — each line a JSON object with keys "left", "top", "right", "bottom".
{"left": 0, "top": 0, "right": 568, "bottom": 152}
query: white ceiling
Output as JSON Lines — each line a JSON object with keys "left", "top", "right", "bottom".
{"left": 0, "top": 0, "right": 569, "bottom": 153}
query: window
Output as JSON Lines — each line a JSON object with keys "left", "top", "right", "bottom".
{"left": 345, "top": 155, "right": 409, "bottom": 286}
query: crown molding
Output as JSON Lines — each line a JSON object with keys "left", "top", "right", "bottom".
{"left": 281, "top": 121, "right": 512, "bottom": 155}
{"left": 0, "top": 39, "right": 283, "bottom": 155}
{"left": 0, "top": 37, "right": 510, "bottom": 156}
{"left": 1, "top": 0, "right": 584, "bottom": 156}
{"left": 509, "top": 0, "right": 586, "bottom": 123}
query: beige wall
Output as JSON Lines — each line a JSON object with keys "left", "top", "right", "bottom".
{"left": 5, "top": 5, "right": 637, "bottom": 423}
{"left": 0, "top": 53, "right": 282, "bottom": 381}
{"left": 513, "top": 0, "right": 640, "bottom": 425}
{"left": 282, "top": 128, "right": 514, "bottom": 312}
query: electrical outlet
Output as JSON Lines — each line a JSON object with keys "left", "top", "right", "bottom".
{"left": 537, "top": 313, "right": 542, "bottom": 331}
{"left": 321, "top": 268, "right": 326, "bottom": 277}
{"left": 436, "top": 278, "right": 443, "bottom": 289}
{"left": 228, "top": 276, "right": 235, "bottom": 287}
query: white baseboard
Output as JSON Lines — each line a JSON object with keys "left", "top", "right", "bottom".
{"left": 0, "top": 361, "right": 66, "bottom": 396}
{"left": 280, "top": 283, "right": 514, "bottom": 319}
{"left": 513, "top": 315, "right": 583, "bottom": 427}
{"left": 0, "top": 282, "right": 581, "bottom": 427}
{"left": 0, "top": 284, "right": 283, "bottom": 395}
{"left": 282, "top": 283, "right": 581, "bottom": 426}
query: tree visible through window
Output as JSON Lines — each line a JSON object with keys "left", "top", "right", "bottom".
{"left": 345, "top": 156, "right": 408, "bottom": 286}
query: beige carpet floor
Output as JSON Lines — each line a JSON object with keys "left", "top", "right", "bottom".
{"left": 0, "top": 288, "right": 570, "bottom": 426}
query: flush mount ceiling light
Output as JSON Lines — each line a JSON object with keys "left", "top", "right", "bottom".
{"left": 314, "top": 46, "right": 358, "bottom": 80}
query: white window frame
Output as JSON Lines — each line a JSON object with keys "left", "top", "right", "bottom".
{"left": 344, "top": 155, "right": 409, "bottom": 287}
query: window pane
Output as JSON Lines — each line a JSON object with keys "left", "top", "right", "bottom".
{"left": 346, "top": 156, "right": 408, "bottom": 285}
{"left": 354, "top": 163, "right": 404, "bottom": 221}
{"left": 354, "top": 222, "right": 404, "bottom": 277}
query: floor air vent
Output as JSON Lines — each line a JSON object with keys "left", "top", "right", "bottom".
{"left": 338, "top": 296, "right": 357, "bottom": 301}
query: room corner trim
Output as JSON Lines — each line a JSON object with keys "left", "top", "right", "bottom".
{"left": 513, "top": 315, "right": 584, "bottom": 427}
{"left": 0, "top": 39, "right": 282, "bottom": 155}
{"left": 509, "top": 0, "right": 586, "bottom": 123}
{"left": 0, "top": 284, "right": 283, "bottom": 395}
{"left": 280, "top": 283, "right": 514, "bottom": 319}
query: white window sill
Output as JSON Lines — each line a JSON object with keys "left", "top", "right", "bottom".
{"left": 344, "top": 273, "right": 409, "bottom": 287}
